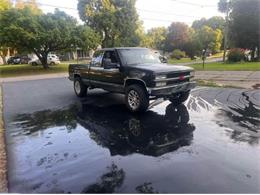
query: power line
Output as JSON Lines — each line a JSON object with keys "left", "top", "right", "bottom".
{"left": 169, "top": 0, "right": 217, "bottom": 7}
{"left": 34, "top": 1, "right": 217, "bottom": 24}
{"left": 137, "top": 8, "right": 196, "bottom": 18}
{"left": 140, "top": 17, "right": 173, "bottom": 23}
{"left": 37, "top": 2, "right": 77, "bottom": 10}
{"left": 35, "top": 2, "right": 201, "bottom": 19}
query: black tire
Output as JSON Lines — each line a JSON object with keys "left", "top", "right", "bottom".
{"left": 169, "top": 91, "right": 190, "bottom": 106}
{"left": 125, "top": 84, "right": 149, "bottom": 112}
{"left": 74, "top": 77, "right": 87, "bottom": 97}
{"left": 32, "top": 62, "right": 37, "bottom": 66}
{"left": 50, "top": 62, "right": 55, "bottom": 65}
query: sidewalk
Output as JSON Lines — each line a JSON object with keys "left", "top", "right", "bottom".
{"left": 195, "top": 71, "right": 260, "bottom": 89}
{"left": 0, "top": 86, "right": 7, "bottom": 192}
{"left": 0, "top": 72, "right": 68, "bottom": 83}
{"left": 0, "top": 71, "right": 259, "bottom": 89}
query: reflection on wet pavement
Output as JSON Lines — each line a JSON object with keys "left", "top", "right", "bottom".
{"left": 6, "top": 88, "right": 260, "bottom": 193}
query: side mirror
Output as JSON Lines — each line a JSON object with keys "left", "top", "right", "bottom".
{"left": 103, "top": 58, "right": 119, "bottom": 69}
{"left": 161, "top": 56, "right": 168, "bottom": 63}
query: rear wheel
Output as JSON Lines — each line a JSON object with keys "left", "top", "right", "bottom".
{"left": 125, "top": 85, "right": 149, "bottom": 112}
{"left": 74, "top": 77, "right": 87, "bottom": 97}
{"left": 32, "top": 62, "right": 37, "bottom": 66}
{"left": 169, "top": 91, "right": 190, "bottom": 106}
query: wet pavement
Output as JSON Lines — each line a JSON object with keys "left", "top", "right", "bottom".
{"left": 2, "top": 78, "right": 260, "bottom": 193}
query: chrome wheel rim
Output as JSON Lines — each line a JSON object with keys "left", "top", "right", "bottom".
{"left": 74, "top": 81, "right": 81, "bottom": 94}
{"left": 128, "top": 90, "right": 140, "bottom": 110}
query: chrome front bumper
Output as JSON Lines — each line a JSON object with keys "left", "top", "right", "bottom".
{"left": 147, "top": 81, "right": 196, "bottom": 96}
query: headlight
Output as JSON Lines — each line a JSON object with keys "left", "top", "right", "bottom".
{"left": 155, "top": 75, "right": 167, "bottom": 80}
{"left": 130, "top": 71, "right": 146, "bottom": 78}
{"left": 156, "top": 82, "right": 167, "bottom": 87}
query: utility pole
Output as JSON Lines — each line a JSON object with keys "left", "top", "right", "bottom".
{"left": 222, "top": 1, "right": 230, "bottom": 62}
{"left": 202, "top": 49, "right": 206, "bottom": 69}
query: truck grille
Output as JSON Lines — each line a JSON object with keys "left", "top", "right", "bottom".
{"left": 167, "top": 71, "right": 190, "bottom": 79}
{"left": 167, "top": 78, "right": 189, "bottom": 85}
{"left": 166, "top": 71, "right": 190, "bottom": 85}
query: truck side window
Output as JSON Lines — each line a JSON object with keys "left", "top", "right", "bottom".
{"left": 103, "top": 51, "right": 119, "bottom": 65}
{"left": 91, "top": 51, "right": 104, "bottom": 67}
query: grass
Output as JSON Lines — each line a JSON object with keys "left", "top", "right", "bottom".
{"left": 168, "top": 58, "right": 195, "bottom": 64}
{"left": 168, "top": 52, "right": 223, "bottom": 64}
{"left": 0, "top": 60, "right": 259, "bottom": 78}
{"left": 0, "top": 64, "right": 69, "bottom": 78}
{"left": 189, "top": 61, "right": 260, "bottom": 71}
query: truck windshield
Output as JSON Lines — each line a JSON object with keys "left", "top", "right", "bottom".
{"left": 119, "top": 49, "right": 161, "bottom": 65}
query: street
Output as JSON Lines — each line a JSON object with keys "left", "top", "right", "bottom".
{"left": 2, "top": 78, "right": 260, "bottom": 193}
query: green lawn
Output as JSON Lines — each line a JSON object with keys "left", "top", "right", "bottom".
{"left": 1, "top": 61, "right": 259, "bottom": 78}
{"left": 168, "top": 58, "right": 195, "bottom": 64}
{"left": 0, "top": 64, "right": 69, "bottom": 78}
{"left": 189, "top": 61, "right": 260, "bottom": 71}
{"left": 168, "top": 52, "right": 224, "bottom": 64}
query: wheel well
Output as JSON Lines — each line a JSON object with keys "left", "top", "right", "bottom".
{"left": 125, "top": 79, "right": 147, "bottom": 91}
{"left": 74, "top": 74, "right": 81, "bottom": 79}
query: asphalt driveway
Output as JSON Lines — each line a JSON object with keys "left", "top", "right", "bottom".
{"left": 2, "top": 78, "right": 260, "bottom": 193}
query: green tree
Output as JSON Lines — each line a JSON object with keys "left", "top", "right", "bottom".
{"left": 183, "top": 28, "right": 201, "bottom": 59}
{"left": 77, "top": 0, "right": 140, "bottom": 48}
{"left": 229, "top": 0, "right": 260, "bottom": 61}
{"left": 194, "top": 25, "right": 223, "bottom": 54}
{"left": 135, "top": 21, "right": 152, "bottom": 48}
{"left": 218, "top": 0, "right": 232, "bottom": 13}
{"left": 164, "top": 22, "right": 190, "bottom": 52}
{"left": 0, "top": 8, "right": 99, "bottom": 68}
{"left": 0, "top": 0, "right": 11, "bottom": 11}
{"left": 0, "top": 0, "right": 12, "bottom": 64}
{"left": 146, "top": 27, "right": 166, "bottom": 50}
{"left": 15, "top": 0, "right": 42, "bottom": 15}
{"left": 75, "top": 25, "right": 101, "bottom": 52}
{"left": 218, "top": 0, "right": 232, "bottom": 61}
{"left": 192, "top": 16, "right": 225, "bottom": 31}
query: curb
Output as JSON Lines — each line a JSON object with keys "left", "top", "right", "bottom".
{"left": 0, "top": 85, "right": 8, "bottom": 192}
{"left": 0, "top": 72, "right": 68, "bottom": 83}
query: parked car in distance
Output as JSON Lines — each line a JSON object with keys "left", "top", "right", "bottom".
{"left": 7, "top": 56, "right": 32, "bottom": 65}
{"left": 7, "top": 56, "right": 21, "bottom": 64}
{"left": 69, "top": 47, "right": 196, "bottom": 113}
{"left": 20, "top": 56, "right": 31, "bottom": 64}
{"left": 28, "top": 54, "right": 60, "bottom": 66}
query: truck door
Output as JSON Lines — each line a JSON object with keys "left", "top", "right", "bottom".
{"left": 89, "top": 50, "right": 124, "bottom": 92}
{"left": 88, "top": 50, "right": 104, "bottom": 83}
{"left": 101, "top": 50, "right": 124, "bottom": 86}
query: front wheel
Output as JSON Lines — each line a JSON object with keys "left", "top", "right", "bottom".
{"left": 74, "top": 78, "right": 87, "bottom": 97}
{"left": 125, "top": 85, "right": 149, "bottom": 112}
{"left": 169, "top": 91, "right": 190, "bottom": 106}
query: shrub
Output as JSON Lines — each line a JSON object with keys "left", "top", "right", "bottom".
{"left": 227, "top": 48, "right": 245, "bottom": 62}
{"left": 171, "top": 49, "right": 186, "bottom": 60}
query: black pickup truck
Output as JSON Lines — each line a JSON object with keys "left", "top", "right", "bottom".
{"left": 69, "top": 47, "right": 196, "bottom": 112}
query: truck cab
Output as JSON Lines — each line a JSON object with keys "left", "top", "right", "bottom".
{"left": 69, "top": 47, "right": 196, "bottom": 112}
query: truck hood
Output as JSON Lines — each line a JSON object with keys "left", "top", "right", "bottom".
{"left": 127, "top": 63, "right": 193, "bottom": 74}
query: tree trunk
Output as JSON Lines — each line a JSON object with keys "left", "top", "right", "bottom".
{"left": 40, "top": 55, "right": 49, "bottom": 69}
{"left": 33, "top": 51, "right": 49, "bottom": 69}
{"left": 257, "top": 46, "right": 260, "bottom": 62}
{"left": 251, "top": 48, "right": 255, "bottom": 62}
{"left": 0, "top": 55, "right": 6, "bottom": 64}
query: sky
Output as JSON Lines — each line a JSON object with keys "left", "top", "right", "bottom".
{"left": 36, "top": 0, "right": 224, "bottom": 30}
